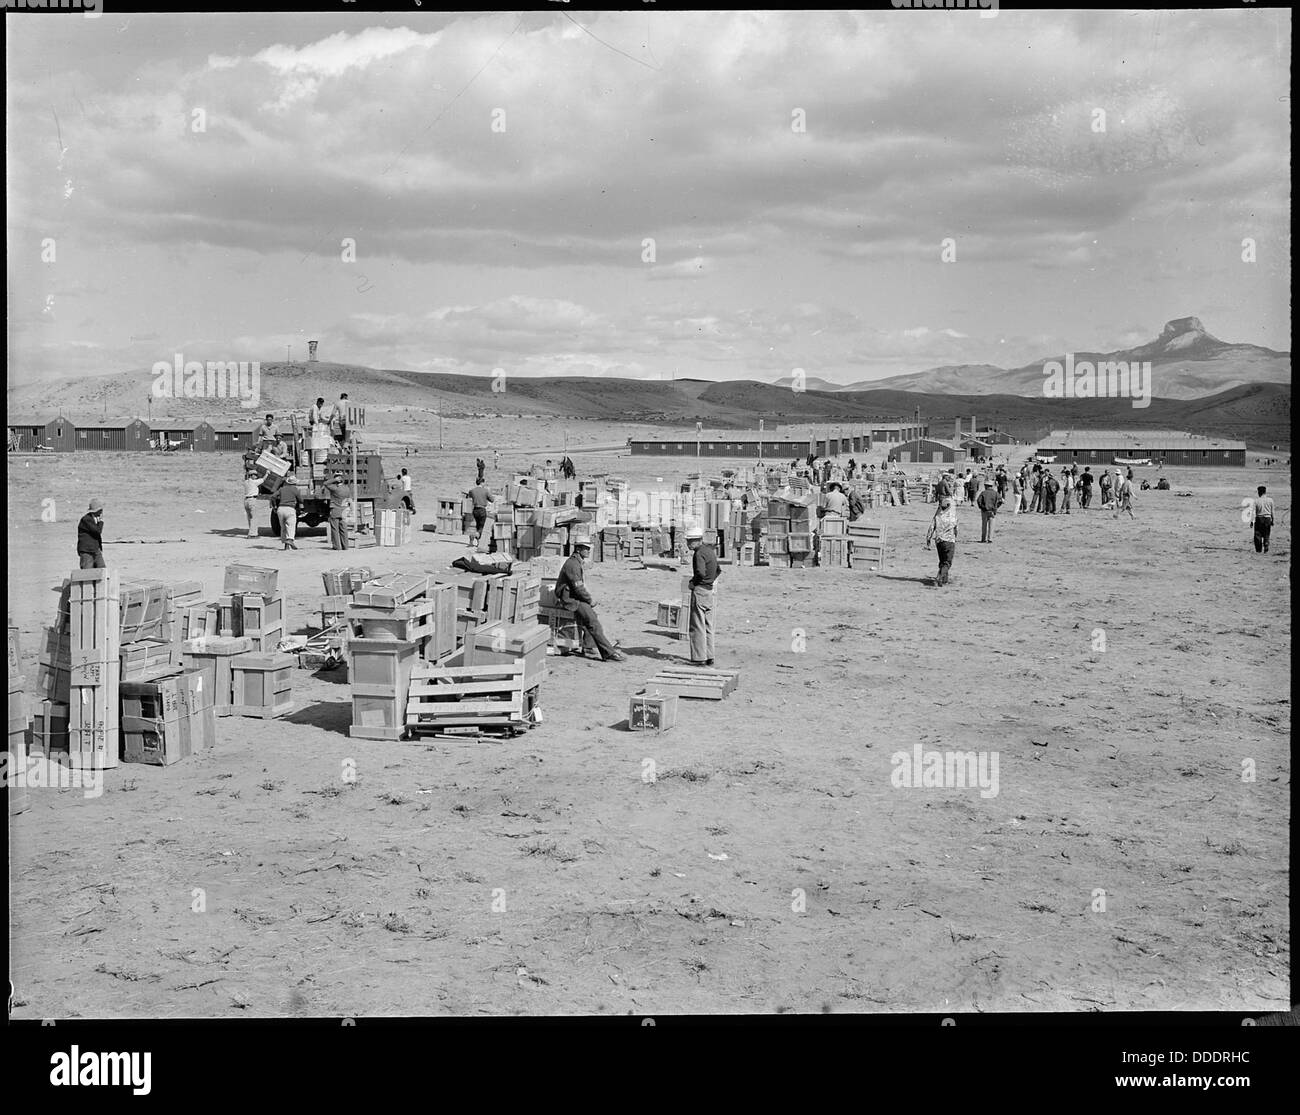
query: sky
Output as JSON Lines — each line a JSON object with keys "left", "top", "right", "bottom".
{"left": 6, "top": 8, "right": 1292, "bottom": 388}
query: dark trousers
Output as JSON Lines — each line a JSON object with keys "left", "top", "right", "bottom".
{"left": 329, "top": 514, "right": 350, "bottom": 550}
{"left": 1254, "top": 519, "right": 1272, "bottom": 553}
{"left": 78, "top": 551, "right": 106, "bottom": 569}
{"left": 571, "top": 601, "right": 617, "bottom": 659}
{"left": 935, "top": 540, "right": 955, "bottom": 585}
{"left": 472, "top": 508, "right": 487, "bottom": 535}
{"left": 401, "top": 494, "right": 415, "bottom": 514}
{"left": 980, "top": 511, "right": 995, "bottom": 542}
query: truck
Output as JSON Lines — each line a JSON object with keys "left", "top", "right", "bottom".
{"left": 242, "top": 408, "right": 402, "bottom": 535}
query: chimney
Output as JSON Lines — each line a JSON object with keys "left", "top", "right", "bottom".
{"left": 971, "top": 415, "right": 977, "bottom": 435}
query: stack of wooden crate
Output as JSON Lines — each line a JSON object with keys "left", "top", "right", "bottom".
{"left": 435, "top": 498, "right": 461, "bottom": 535}
{"left": 347, "top": 637, "right": 420, "bottom": 740}
{"left": 181, "top": 635, "right": 254, "bottom": 718}
{"left": 320, "top": 567, "right": 372, "bottom": 629}
{"left": 67, "top": 569, "right": 121, "bottom": 770}
{"left": 212, "top": 565, "right": 284, "bottom": 651}
{"left": 818, "top": 512, "right": 850, "bottom": 568}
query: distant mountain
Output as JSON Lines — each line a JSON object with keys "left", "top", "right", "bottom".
{"left": 7, "top": 350, "right": 1289, "bottom": 449}
{"left": 856, "top": 318, "right": 1289, "bottom": 399}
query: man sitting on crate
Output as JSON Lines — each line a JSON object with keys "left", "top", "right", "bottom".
{"left": 556, "top": 539, "right": 627, "bottom": 662}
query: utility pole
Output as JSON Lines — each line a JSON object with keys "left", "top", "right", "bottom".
{"left": 286, "top": 345, "right": 291, "bottom": 364}
{"left": 438, "top": 397, "right": 443, "bottom": 450}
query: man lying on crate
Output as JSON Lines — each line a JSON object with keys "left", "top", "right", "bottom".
{"left": 556, "top": 540, "right": 627, "bottom": 662}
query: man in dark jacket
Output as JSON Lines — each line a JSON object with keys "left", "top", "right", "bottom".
{"left": 77, "top": 499, "right": 106, "bottom": 568}
{"left": 976, "top": 479, "right": 1000, "bottom": 543}
{"left": 322, "top": 471, "right": 350, "bottom": 550}
{"left": 556, "top": 540, "right": 625, "bottom": 661}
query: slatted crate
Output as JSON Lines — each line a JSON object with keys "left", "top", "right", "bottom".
{"left": 230, "top": 653, "right": 296, "bottom": 719}
{"left": 319, "top": 594, "right": 351, "bottom": 629}
{"left": 642, "top": 666, "right": 741, "bottom": 701}
{"left": 819, "top": 537, "right": 851, "bottom": 568}
{"left": 847, "top": 523, "right": 887, "bottom": 571}
{"left": 819, "top": 513, "right": 846, "bottom": 536}
{"left": 406, "top": 660, "right": 528, "bottom": 733}
{"left": 322, "top": 567, "right": 375, "bottom": 596}
{"left": 68, "top": 569, "right": 120, "bottom": 668}
{"left": 68, "top": 680, "right": 118, "bottom": 770}
{"left": 119, "top": 639, "right": 177, "bottom": 681}
{"left": 422, "top": 583, "right": 458, "bottom": 663}
{"left": 353, "top": 573, "right": 430, "bottom": 608}
{"left": 118, "top": 580, "right": 170, "bottom": 643}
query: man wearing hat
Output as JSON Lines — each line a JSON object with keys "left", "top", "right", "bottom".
{"left": 77, "top": 499, "right": 106, "bottom": 569}
{"left": 243, "top": 468, "right": 262, "bottom": 539}
{"left": 274, "top": 470, "right": 303, "bottom": 551}
{"left": 975, "top": 478, "right": 1000, "bottom": 543}
{"left": 685, "top": 525, "right": 721, "bottom": 666}
{"left": 822, "top": 481, "right": 849, "bottom": 519}
{"left": 322, "top": 469, "right": 351, "bottom": 550}
{"left": 555, "top": 538, "right": 626, "bottom": 662}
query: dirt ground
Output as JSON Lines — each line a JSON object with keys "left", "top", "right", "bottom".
{"left": 7, "top": 420, "right": 1290, "bottom": 1017}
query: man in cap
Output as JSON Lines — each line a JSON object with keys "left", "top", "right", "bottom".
{"left": 322, "top": 469, "right": 351, "bottom": 550}
{"left": 686, "top": 525, "right": 721, "bottom": 666}
{"left": 77, "top": 499, "right": 106, "bottom": 569}
{"left": 975, "top": 478, "right": 1000, "bottom": 543}
{"left": 555, "top": 538, "right": 626, "bottom": 661}
{"left": 822, "top": 481, "right": 849, "bottom": 519}
{"left": 274, "top": 470, "right": 303, "bottom": 550}
{"left": 243, "top": 468, "right": 262, "bottom": 539}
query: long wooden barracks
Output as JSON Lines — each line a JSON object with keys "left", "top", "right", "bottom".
{"left": 7, "top": 415, "right": 259, "bottom": 452}
{"left": 630, "top": 418, "right": 928, "bottom": 458}
{"left": 1037, "top": 429, "right": 1247, "bottom": 467}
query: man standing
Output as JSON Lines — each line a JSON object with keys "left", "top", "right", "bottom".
{"left": 1250, "top": 485, "right": 1276, "bottom": 553}
{"left": 77, "top": 498, "right": 106, "bottom": 569}
{"left": 257, "top": 414, "right": 278, "bottom": 447}
{"left": 685, "top": 525, "right": 720, "bottom": 666}
{"left": 926, "top": 496, "right": 958, "bottom": 587}
{"left": 467, "top": 477, "right": 495, "bottom": 545}
{"left": 493, "top": 449, "right": 501, "bottom": 471}
{"left": 399, "top": 468, "right": 415, "bottom": 514}
{"left": 307, "top": 396, "right": 326, "bottom": 431}
{"left": 1010, "top": 471, "right": 1023, "bottom": 515}
{"left": 1080, "top": 467, "right": 1094, "bottom": 509}
{"left": 243, "top": 468, "right": 262, "bottom": 539}
{"left": 322, "top": 470, "right": 350, "bottom": 550}
{"left": 329, "top": 393, "right": 351, "bottom": 448}
{"left": 976, "top": 479, "right": 999, "bottom": 543}
{"left": 1113, "top": 472, "right": 1135, "bottom": 520}
{"left": 556, "top": 539, "right": 626, "bottom": 661}
{"left": 275, "top": 471, "right": 302, "bottom": 550}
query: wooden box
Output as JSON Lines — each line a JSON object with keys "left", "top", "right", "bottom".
{"left": 406, "top": 660, "right": 527, "bottom": 732}
{"left": 68, "top": 569, "right": 120, "bottom": 668}
{"left": 33, "top": 699, "right": 69, "bottom": 757}
{"left": 230, "top": 653, "right": 296, "bottom": 719}
{"left": 348, "top": 597, "right": 437, "bottom": 642}
{"left": 322, "top": 567, "right": 374, "bottom": 596}
{"left": 68, "top": 681, "right": 118, "bottom": 770}
{"left": 820, "top": 514, "right": 846, "bottom": 536}
{"left": 181, "top": 635, "right": 254, "bottom": 717}
{"left": 629, "top": 693, "right": 678, "bottom": 731}
{"left": 465, "top": 621, "right": 549, "bottom": 690}
{"left": 319, "top": 594, "right": 350, "bottom": 629}
{"left": 787, "top": 532, "right": 813, "bottom": 554}
{"left": 222, "top": 564, "right": 279, "bottom": 596}
{"left": 353, "top": 573, "right": 430, "bottom": 608}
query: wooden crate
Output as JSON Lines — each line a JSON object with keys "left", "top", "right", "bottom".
{"left": 68, "top": 680, "right": 118, "bottom": 770}
{"left": 322, "top": 567, "right": 374, "bottom": 596}
{"left": 348, "top": 638, "right": 419, "bottom": 740}
{"left": 787, "top": 532, "right": 813, "bottom": 554}
{"left": 348, "top": 597, "right": 437, "bottom": 642}
{"left": 464, "top": 621, "right": 549, "bottom": 690}
{"left": 222, "top": 564, "right": 279, "bottom": 596}
{"left": 628, "top": 693, "right": 678, "bottom": 731}
{"left": 119, "top": 638, "right": 175, "bottom": 680}
{"left": 820, "top": 514, "right": 846, "bottom": 536}
{"left": 230, "top": 653, "right": 296, "bottom": 719}
{"left": 319, "top": 594, "right": 351, "bottom": 629}
{"left": 406, "top": 660, "right": 527, "bottom": 731}
{"left": 118, "top": 581, "right": 170, "bottom": 643}
{"left": 642, "top": 667, "right": 740, "bottom": 701}
{"left": 182, "top": 635, "right": 254, "bottom": 717}
{"left": 819, "top": 537, "right": 851, "bottom": 568}
{"left": 353, "top": 573, "right": 430, "bottom": 608}
{"left": 421, "top": 583, "right": 458, "bottom": 663}
{"left": 68, "top": 569, "right": 120, "bottom": 668}
{"left": 33, "top": 700, "right": 69, "bottom": 757}
{"left": 239, "top": 592, "right": 284, "bottom": 633}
